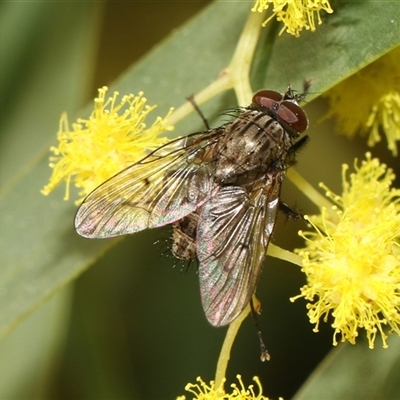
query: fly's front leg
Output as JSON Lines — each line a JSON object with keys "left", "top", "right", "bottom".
{"left": 279, "top": 201, "right": 303, "bottom": 222}
{"left": 187, "top": 95, "right": 211, "bottom": 130}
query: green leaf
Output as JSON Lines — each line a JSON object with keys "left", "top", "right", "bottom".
{"left": 257, "top": 1, "right": 400, "bottom": 94}
{"left": 293, "top": 337, "right": 400, "bottom": 400}
{"left": 0, "top": 1, "right": 104, "bottom": 335}
{"left": 0, "top": 1, "right": 103, "bottom": 398}
{"left": 0, "top": 288, "right": 73, "bottom": 399}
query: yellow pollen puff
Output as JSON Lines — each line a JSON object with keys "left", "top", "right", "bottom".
{"left": 252, "top": 0, "right": 333, "bottom": 36}
{"left": 179, "top": 375, "right": 277, "bottom": 400}
{"left": 41, "top": 87, "right": 174, "bottom": 203}
{"left": 293, "top": 153, "right": 400, "bottom": 349}
{"left": 323, "top": 46, "right": 400, "bottom": 156}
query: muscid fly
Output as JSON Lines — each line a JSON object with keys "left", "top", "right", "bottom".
{"left": 75, "top": 86, "right": 309, "bottom": 330}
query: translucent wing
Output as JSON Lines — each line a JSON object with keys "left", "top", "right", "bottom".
{"left": 75, "top": 129, "right": 223, "bottom": 238}
{"left": 196, "top": 172, "right": 283, "bottom": 326}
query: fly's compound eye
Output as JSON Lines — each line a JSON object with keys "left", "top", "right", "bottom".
{"left": 252, "top": 90, "right": 309, "bottom": 133}
{"left": 277, "top": 100, "right": 308, "bottom": 133}
{"left": 252, "top": 90, "right": 282, "bottom": 109}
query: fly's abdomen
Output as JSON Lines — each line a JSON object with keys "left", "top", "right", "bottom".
{"left": 172, "top": 212, "right": 199, "bottom": 260}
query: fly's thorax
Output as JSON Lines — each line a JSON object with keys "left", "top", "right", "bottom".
{"left": 214, "top": 109, "right": 294, "bottom": 182}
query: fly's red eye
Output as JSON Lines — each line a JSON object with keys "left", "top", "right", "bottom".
{"left": 252, "top": 90, "right": 282, "bottom": 109}
{"left": 278, "top": 101, "right": 308, "bottom": 133}
{"left": 253, "top": 89, "right": 308, "bottom": 133}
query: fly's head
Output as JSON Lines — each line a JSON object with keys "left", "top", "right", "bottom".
{"left": 251, "top": 85, "right": 309, "bottom": 139}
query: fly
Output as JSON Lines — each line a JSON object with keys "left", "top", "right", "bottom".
{"left": 75, "top": 85, "right": 309, "bottom": 330}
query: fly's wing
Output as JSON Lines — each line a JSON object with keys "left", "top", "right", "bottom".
{"left": 75, "top": 129, "right": 223, "bottom": 238}
{"left": 196, "top": 173, "right": 282, "bottom": 326}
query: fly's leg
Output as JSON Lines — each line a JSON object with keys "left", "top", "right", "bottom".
{"left": 250, "top": 297, "right": 270, "bottom": 362}
{"left": 286, "top": 135, "right": 310, "bottom": 168}
{"left": 279, "top": 201, "right": 303, "bottom": 221}
{"left": 187, "top": 95, "right": 211, "bottom": 130}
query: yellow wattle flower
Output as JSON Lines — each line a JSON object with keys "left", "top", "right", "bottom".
{"left": 324, "top": 46, "right": 400, "bottom": 156}
{"left": 292, "top": 153, "right": 400, "bottom": 348}
{"left": 41, "top": 87, "right": 173, "bottom": 203}
{"left": 178, "top": 375, "right": 278, "bottom": 400}
{"left": 252, "top": 0, "right": 333, "bottom": 36}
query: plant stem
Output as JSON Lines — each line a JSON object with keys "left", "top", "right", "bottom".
{"left": 287, "top": 168, "right": 335, "bottom": 212}
{"left": 214, "top": 305, "right": 250, "bottom": 390}
{"left": 268, "top": 243, "right": 303, "bottom": 266}
{"left": 167, "top": 7, "right": 266, "bottom": 126}
{"left": 229, "top": 8, "right": 266, "bottom": 105}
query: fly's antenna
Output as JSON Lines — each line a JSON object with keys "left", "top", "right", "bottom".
{"left": 294, "top": 79, "right": 313, "bottom": 103}
{"left": 283, "top": 79, "right": 313, "bottom": 103}
{"left": 302, "top": 79, "right": 312, "bottom": 95}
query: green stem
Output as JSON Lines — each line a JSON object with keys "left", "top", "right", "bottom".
{"left": 229, "top": 7, "right": 266, "bottom": 105}
{"left": 287, "top": 168, "right": 335, "bottom": 211}
{"left": 214, "top": 305, "right": 250, "bottom": 390}
{"left": 167, "top": 7, "right": 266, "bottom": 127}
{"left": 166, "top": 71, "right": 232, "bottom": 126}
{"left": 267, "top": 243, "right": 303, "bottom": 266}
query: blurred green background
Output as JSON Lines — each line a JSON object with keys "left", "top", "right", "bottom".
{"left": 1, "top": 1, "right": 400, "bottom": 399}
